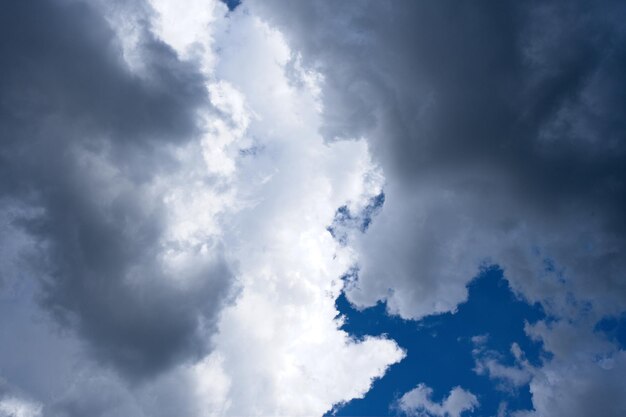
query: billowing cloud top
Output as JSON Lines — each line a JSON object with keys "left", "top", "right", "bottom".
{"left": 0, "top": 0, "right": 624, "bottom": 416}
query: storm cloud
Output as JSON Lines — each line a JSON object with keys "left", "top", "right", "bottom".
{"left": 0, "top": 0, "right": 232, "bottom": 379}
{"left": 250, "top": 0, "right": 626, "bottom": 318}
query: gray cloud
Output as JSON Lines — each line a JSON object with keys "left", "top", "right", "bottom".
{"left": 0, "top": 0, "right": 233, "bottom": 380}
{"left": 247, "top": 1, "right": 626, "bottom": 414}
{"left": 249, "top": 0, "right": 626, "bottom": 316}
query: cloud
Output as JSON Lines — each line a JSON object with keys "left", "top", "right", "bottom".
{"left": 397, "top": 383, "right": 478, "bottom": 417}
{"left": 242, "top": 0, "right": 626, "bottom": 414}
{"left": 248, "top": 0, "right": 626, "bottom": 317}
{"left": 0, "top": 397, "right": 42, "bottom": 417}
{"left": 515, "top": 317, "right": 626, "bottom": 417}
{"left": 3, "top": 0, "right": 624, "bottom": 415}
{"left": 470, "top": 313, "right": 626, "bottom": 417}
{"left": 0, "top": 0, "right": 236, "bottom": 380}
{"left": 0, "top": 378, "right": 42, "bottom": 417}
{"left": 471, "top": 337, "right": 533, "bottom": 391}
{"left": 179, "top": 10, "right": 404, "bottom": 415}
{"left": 0, "top": 0, "right": 403, "bottom": 414}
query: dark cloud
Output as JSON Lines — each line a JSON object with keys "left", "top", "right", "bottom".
{"left": 247, "top": 0, "right": 626, "bottom": 413}
{"left": 0, "top": 0, "right": 232, "bottom": 380}
{"left": 0, "top": 0, "right": 206, "bottom": 147}
{"left": 249, "top": 0, "right": 626, "bottom": 314}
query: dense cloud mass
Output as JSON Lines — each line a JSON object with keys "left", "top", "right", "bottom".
{"left": 250, "top": 0, "right": 626, "bottom": 318}
{"left": 0, "top": 0, "right": 233, "bottom": 379}
{"left": 1, "top": 0, "right": 625, "bottom": 416}
{"left": 248, "top": 0, "right": 626, "bottom": 415}
{"left": 1, "top": 0, "right": 402, "bottom": 415}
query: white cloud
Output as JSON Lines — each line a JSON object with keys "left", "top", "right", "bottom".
{"left": 182, "top": 10, "right": 404, "bottom": 415}
{"left": 397, "top": 383, "right": 478, "bottom": 417}
{"left": 471, "top": 338, "right": 533, "bottom": 391}
{"left": 148, "top": 0, "right": 225, "bottom": 72}
{"left": 0, "top": 397, "right": 42, "bottom": 417}
{"left": 71, "top": 2, "right": 405, "bottom": 415}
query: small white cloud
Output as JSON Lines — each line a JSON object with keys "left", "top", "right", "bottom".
{"left": 397, "top": 383, "right": 478, "bottom": 417}
{"left": 471, "top": 338, "right": 533, "bottom": 390}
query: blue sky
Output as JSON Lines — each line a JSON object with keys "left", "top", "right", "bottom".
{"left": 331, "top": 267, "right": 545, "bottom": 417}
{"left": 221, "top": 0, "right": 241, "bottom": 11}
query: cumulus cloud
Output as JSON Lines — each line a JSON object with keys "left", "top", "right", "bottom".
{"left": 469, "top": 313, "right": 626, "bottom": 417}
{"left": 0, "top": 0, "right": 235, "bottom": 380}
{"left": 244, "top": 0, "right": 626, "bottom": 414}
{"left": 0, "top": 0, "right": 403, "bottom": 414}
{"left": 182, "top": 10, "right": 404, "bottom": 415}
{"left": 248, "top": 0, "right": 626, "bottom": 318}
{"left": 397, "top": 383, "right": 478, "bottom": 417}
{"left": 517, "top": 317, "right": 626, "bottom": 417}
{"left": 471, "top": 337, "right": 533, "bottom": 391}
{"left": 3, "top": 0, "right": 625, "bottom": 415}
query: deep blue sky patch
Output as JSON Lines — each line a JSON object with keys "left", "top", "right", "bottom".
{"left": 330, "top": 267, "right": 546, "bottom": 416}
{"left": 221, "top": 0, "right": 241, "bottom": 11}
{"left": 327, "top": 193, "right": 385, "bottom": 246}
{"left": 595, "top": 313, "right": 626, "bottom": 350}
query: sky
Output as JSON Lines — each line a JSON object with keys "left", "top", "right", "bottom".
{"left": 0, "top": 0, "right": 625, "bottom": 416}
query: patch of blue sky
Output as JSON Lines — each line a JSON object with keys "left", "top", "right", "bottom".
{"left": 595, "top": 313, "right": 626, "bottom": 350}
{"left": 327, "top": 193, "right": 385, "bottom": 246}
{"left": 220, "top": 0, "right": 241, "bottom": 12}
{"left": 329, "top": 267, "right": 547, "bottom": 417}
